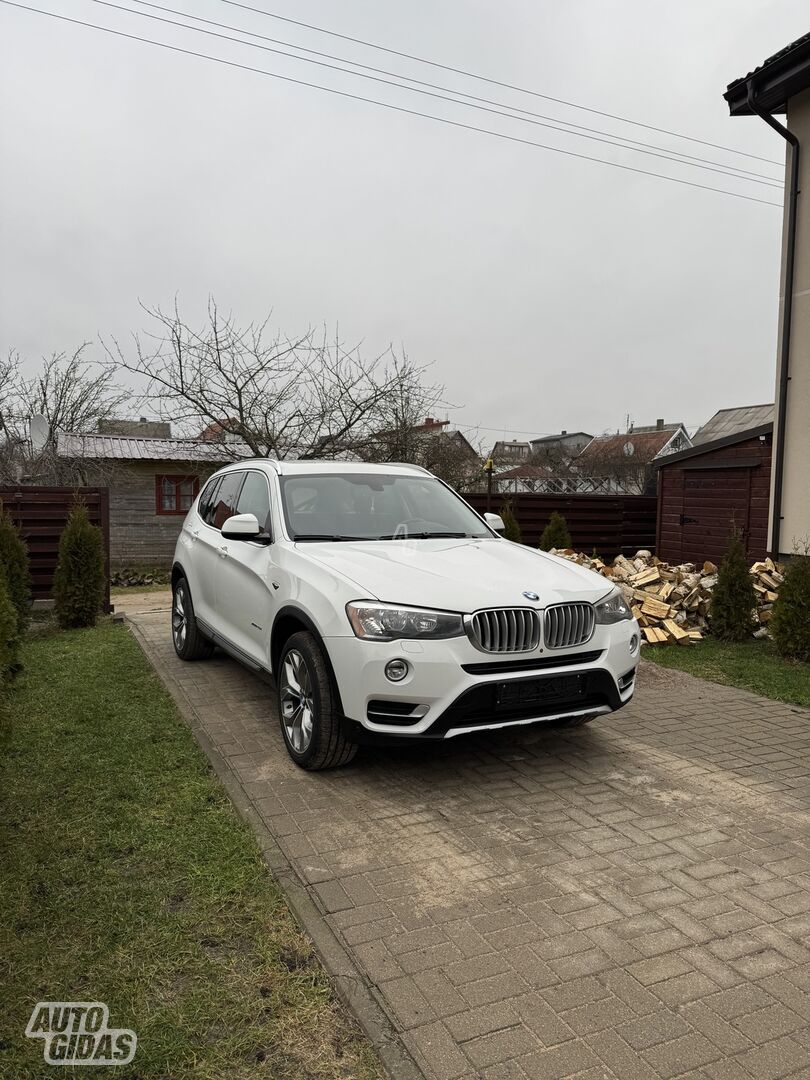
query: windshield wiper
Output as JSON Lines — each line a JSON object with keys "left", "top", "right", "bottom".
{"left": 293, "top": 534, "right": 377, "bottom": 542}
{"left": 380, "top": 531, "right": 472, "bottom": 540}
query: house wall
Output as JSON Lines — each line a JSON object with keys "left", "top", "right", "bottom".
{"left": 657, "top": 432, "right": 772, "bottom": 564}
{"left": 773, "top": 88, "right": 810, "bottom": 557}
{"left": 108, "top": 461, "right": 219, "bottom": 566}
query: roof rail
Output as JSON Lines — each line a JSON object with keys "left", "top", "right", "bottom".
{"left": 380, "top": 461, "right": 432, "bottom": 474}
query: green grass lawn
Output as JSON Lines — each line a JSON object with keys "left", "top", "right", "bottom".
{"left": 644, "top": 637, "right": 810, "bottom": 709}
{"left": 0, "top": 624, "right": 382, "bottom": 1080}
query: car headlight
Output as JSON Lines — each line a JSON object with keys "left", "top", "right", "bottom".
{"left": 594, "top": 588, "right": 634, "bottom": 624}
{"left": 346, "top": 602, "right": 464, "bottom": 641}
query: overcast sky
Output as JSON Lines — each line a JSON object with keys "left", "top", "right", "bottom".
{"left": 1, "top": 0, "right": 806, "bottom": 447}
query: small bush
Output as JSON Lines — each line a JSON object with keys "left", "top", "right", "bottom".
{"left": 0, "top": 502, "right": 32, "bottom": 633}
{"left": 0, "top": 566, "right": 20, "bottom": 684}
{"left": 498, "top": 503, "right": 523, "bottom": 544}
{"left": 53, "top": 501, "right": 106, "bottom": 629}
{"left": 770, "top": 554, "right": 810, "bottom": 661}
{"left": 709, "top": 532, "right": 756, "bottom": 642}
{"left": 539, "top": 512, "right": 572, "bottom": 551}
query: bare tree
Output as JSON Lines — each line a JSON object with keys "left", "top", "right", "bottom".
{"left": 20, "top": 345, "right": 130, "bottom": 444}
{"left": 103, "top": 300, "right": 443, "bottom": 460}
{"left": 0, "top": 346, "right": 129, "bottom": 484}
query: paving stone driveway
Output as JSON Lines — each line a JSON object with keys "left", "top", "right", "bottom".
{"left": 127, "top": 597, "right": 810, "bottom": 1080}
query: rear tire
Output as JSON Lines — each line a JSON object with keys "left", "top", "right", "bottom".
{"left": 172, "top": 577, "right": 214, "bottom": 661}
{"left": 278, "top": 631, "right": 357, "bottom": 770}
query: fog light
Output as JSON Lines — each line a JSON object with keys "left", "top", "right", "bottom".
{"left": 630, "top": 633, "right": 639, "bottom": 653}
{"left": 385, "top": 659, "right": 409, "bottom": 682}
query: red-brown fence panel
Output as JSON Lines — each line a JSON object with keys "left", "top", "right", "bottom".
{"left": 0, "top": 487, "right": 111, "bottom": 607}
{"left": 464, "top": 492, "right": 657, "bottom": 559}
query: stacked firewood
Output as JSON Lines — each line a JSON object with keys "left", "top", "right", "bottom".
{"left": 547, "top": 549, "right": 783, "bottom": 646}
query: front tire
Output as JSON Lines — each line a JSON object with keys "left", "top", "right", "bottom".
{"left": 278, "top": 631, "right": 357, "bottom": 770}
{"left": 172, "top": 577, "right": 214, "bottom": 661}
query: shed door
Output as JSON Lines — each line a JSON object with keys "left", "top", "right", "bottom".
{"left": 681, "top": 468, "right": 751, "bottom": 563}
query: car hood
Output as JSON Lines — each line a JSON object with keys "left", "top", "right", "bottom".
{"left": 297, "top": 537, "right": 613, "bottom": 612}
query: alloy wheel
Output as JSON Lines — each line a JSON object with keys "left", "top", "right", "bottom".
{"left": 172, "top": 586, "right": 187, "bottom": 650}
{"left": 280, "top": 648, "right": 315, "bottom": 753}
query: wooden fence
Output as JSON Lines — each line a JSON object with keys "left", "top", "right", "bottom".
{"left": 464, "top": 492, "right": 657, "bottom": 559}
{"left": 0, "top": 487, "right": 111, "bottom": 606}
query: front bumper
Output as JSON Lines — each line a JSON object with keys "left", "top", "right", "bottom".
{"left": 325, "top": 619, "right": 639, "bottom": 741}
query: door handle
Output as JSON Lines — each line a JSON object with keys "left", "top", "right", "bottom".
{"left": 218, "top": 545, "right": 229, "bottom": 558}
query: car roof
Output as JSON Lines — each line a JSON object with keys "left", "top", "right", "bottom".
{"left": 214, "top": 459, "right": 432, "bottom": 478}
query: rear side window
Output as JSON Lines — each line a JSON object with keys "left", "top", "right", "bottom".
{"left": 236, "top": 471, "right": 272, "bottom": 533}
{"left": 198, "top": 476, "right": 222, "bottom": 525}
{"left": 210, "top": 472, "right": 245, "bottom": 530}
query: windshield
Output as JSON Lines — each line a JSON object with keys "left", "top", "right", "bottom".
{"left": 279, "top": 473, "right": 493, "bottom": 541}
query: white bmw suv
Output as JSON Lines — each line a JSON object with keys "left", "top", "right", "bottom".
{"left": 171, "top": 461, "right": 639, "bottom": 769}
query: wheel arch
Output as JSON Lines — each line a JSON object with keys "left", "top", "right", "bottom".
{"left": 270, "top": 606, "right": 345, "bottom": 713}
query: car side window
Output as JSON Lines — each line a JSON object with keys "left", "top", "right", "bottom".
{"left": 211, "top": 472, "right": 245, "bottom": 530}
{"left": 198, "top": 476, "right": 222, "bottom": 525}
{"left": 235, "top": 471, "right": 272, "bottom": 534}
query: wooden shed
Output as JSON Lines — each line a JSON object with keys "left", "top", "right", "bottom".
{"left": 654, "top": 423, "right": 773, "bottom": 564}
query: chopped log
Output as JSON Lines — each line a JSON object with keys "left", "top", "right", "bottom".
{"left": 632, "top": 567, "right": 661, "bottom": 588}
{"left": 641, "top": 596, "right": 672, "bottom": 620}
{"left": 663, "top": 619, "right": 690, "bottom": 644}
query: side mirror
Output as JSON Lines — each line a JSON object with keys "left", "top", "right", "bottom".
{"left": 221, "top": 513, "right": 261, "bottom": 540}
{"left": 484, "top": 512, "right": 505, "bottom": 533}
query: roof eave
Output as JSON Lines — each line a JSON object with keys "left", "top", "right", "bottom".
{"left": 653, "top": 423, "right": 773, "bottom": 467}
{"left": 725, "top": 36, "right": 810, "bottom": 115}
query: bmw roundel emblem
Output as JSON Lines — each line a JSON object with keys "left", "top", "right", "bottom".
{"left": 522, "top": 590, "right": 540, "bottom": 601}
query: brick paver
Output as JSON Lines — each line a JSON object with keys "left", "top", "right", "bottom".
{"left": 128, "top": 601, "right": 810, "bottom": 1080}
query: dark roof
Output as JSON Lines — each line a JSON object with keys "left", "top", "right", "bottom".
{"left": 577, "top": 428, "right": 684, "bottom": 464}
{"left": 653, "top": 422, "right": 772, "bottom": 468}
{"left": 692, "top": 404, "right": 774, "bottom": 445}
{"left": 529, "top": 431, "right": 592, "bottom": 445}
{"left": 725, "top": 31, "right": 810, "bottom": 115}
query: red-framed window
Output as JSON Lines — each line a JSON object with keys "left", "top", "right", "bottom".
{"left": 155, "top": 474, "right": 200, "bottom": 516}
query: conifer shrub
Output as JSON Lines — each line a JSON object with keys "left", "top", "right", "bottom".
{"left": 770, "top": 551, "right": 810, "bottom": 661}
{"left": 498, "top": 503, "right": 523, "bottom": 544}
{"left": 709, "top": 531, "right": 755, "bottom": 642}
{"left": 53, "top": 501, "right": 106, "bottom": 629}
{"left": 0, "top": 566, "right": 20, "bottom": 684}
{"left": 0, "top": 501, "right": 32, "bottom": 633}
{"left": 539, "top": 511, "right": 572, "bottom": 551}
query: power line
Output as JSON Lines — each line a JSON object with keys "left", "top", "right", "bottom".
{"left": 0, "top": 1, "right": 783, "bottom": 208}
{"left": 88, "top": 0, "right": 779, "bottom": 190}
{"left": 213, "top": 0, "right": 782, "bottom": 168}
{"left": 122, "top": 0, "right": 781, "bottom": 185}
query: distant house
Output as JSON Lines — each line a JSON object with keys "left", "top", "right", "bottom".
{"left": 55, "top": 421, "right": 236, "bottom": 566}
{"left": 576, "top": 420, "right": 691, "bottom": 494}
{"left": 408, "top": 418, "right": 479, "bottom": 459}
{"left": 725, "top": 33, "right": 810, "bottom": 557}
{"left": 529, "top": 430, "right": 593, "bottom": 459}
{"left": 490, "top": 440, "right": 531, "bottom": 464}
